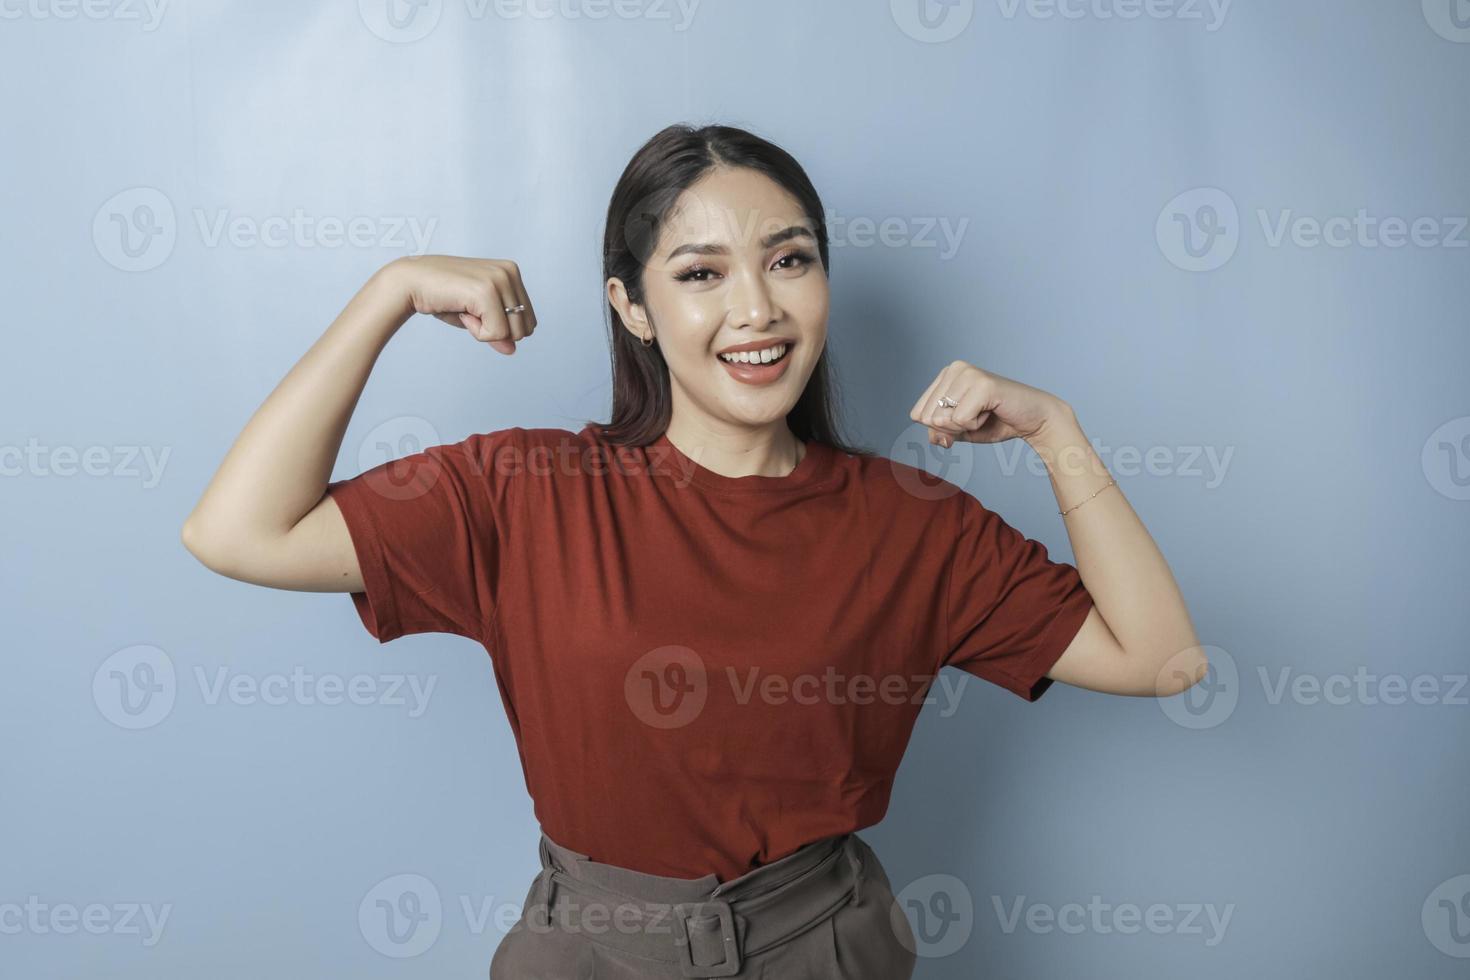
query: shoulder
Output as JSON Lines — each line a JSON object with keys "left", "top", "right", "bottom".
{"left": 514, "top": 424, "right": 625, "bottom": 464}
{"left": 454, "top": 424, "right": 595, "bottom": 453}
{"left": 834, "top": 443, "right": 972, "bottom": 525}
{"left": 457, "top": 424, "right": 636, "bottom": 485}
{"left": 451, "top": 425, "right": 577, "bottom": 472}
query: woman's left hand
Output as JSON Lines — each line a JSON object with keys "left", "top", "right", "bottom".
{"left": 909, "top": 360, "right": 1070, "bottom": 447}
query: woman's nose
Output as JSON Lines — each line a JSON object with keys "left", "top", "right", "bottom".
{"left": 727, "top": 269, "right": 778, "bottom": 328}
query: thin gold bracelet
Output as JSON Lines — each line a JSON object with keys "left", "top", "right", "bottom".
{"left": 1059, "top": 478, "right": 1117, "bottom": 517}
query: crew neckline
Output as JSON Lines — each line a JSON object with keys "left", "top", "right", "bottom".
{"left": 651, "top": 430, "right": 834, "bottom": 493}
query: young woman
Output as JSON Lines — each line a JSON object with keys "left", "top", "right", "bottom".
{"left": 182, "top": 123, "right": 1204, "bottom": 979}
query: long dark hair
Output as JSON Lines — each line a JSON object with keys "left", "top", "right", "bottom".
{"left": 590, "top": 122, "right": 870, "bottom": 457}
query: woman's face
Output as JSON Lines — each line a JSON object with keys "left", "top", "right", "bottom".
{"left": 609, "top": 165, "right": 830, "bottom": 433}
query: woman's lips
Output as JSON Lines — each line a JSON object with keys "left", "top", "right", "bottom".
{"left": 716, "top": 346, "right": 793, "bottom": 385}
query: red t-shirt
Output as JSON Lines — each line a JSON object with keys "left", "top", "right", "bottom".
{"left": 326, "top": 424, "right": 1093, "bottom": 882}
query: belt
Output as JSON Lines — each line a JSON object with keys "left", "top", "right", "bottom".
{"left": 524, "top": 833, "right": 866, "bottom": 978}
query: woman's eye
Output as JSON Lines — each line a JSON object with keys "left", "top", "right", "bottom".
{"left": 774, "top": 250, "right": 814, "bottom": 271}
{"left": 675, "top": 251, "right": 814, "bottom": 283}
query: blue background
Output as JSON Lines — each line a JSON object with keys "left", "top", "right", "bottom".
{"left": 2, "top": 0, "right": 1468, "bottom": 976}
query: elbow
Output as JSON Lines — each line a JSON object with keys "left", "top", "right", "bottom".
{"left": 1156, "top": 641, "right": 1210, "bottom": 697}
{"left": 180, "top": 516, "right": 237, "bottom": 576}
{"left": 180, "top": 517, "right": 213, "bottom": 568}
{"left": 180, "top": 516, "right": 199, "bottom": 558}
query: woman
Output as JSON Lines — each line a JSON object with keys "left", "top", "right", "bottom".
{"left": 182, "top": 123, "right": 1205, "bottom": 978}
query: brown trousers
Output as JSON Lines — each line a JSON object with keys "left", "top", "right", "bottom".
{"left": 489, "top": 830, "right": 918, "bottom": 979}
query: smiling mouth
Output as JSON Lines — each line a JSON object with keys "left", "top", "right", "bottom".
{"left": 715, "top": 341, "right": 792, "bottom": 366}
{"left": 715, "top": 341, "right": 796, "bottom": 387}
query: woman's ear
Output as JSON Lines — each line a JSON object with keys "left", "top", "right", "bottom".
{"left": 607, "top": 277, "right": 648, "bottom": 340}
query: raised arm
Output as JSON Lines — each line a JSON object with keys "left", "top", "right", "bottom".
{"left": 913, "top": 360, "right": 1207, "bottom": 699}
{"left": 180, "top": 256, "right": 538, "bottom": 593}
{"left": 1025, "top": 405, "right": 1206, "bottom": 697}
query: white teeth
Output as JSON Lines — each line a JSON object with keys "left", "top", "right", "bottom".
{"left": 719, "top": 343, "right": 787, "bottom": 365}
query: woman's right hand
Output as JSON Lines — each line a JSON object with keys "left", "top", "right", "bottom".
{"left": 385, "top": 254, "right": 539, "bottom": 355}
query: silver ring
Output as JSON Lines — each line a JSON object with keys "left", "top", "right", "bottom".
{"left": 936, "top": 396, "right": 958, "bottom": 409}
{"left": 504, "top": 304, "right": 526, "bottom": 315}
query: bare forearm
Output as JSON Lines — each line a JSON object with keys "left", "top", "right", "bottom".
{"left": 183, "top": 262, "right": 410, "bottom": 548}
{"left": 1027, "top": 405, "right": 1202, "bottom": 672}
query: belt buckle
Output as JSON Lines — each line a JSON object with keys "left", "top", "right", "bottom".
{"left": 670, "top": 898, "right": 741, "bottom": 978}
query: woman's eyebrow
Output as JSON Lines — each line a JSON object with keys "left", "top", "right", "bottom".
{"left": 666, "top": 224, "right": 816, "bottom": 260}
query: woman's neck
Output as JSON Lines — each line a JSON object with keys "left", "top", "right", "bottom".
{"left": 662, "top": 420, "right": 805, "bottom": 479}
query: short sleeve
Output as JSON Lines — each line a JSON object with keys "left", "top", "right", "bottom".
{"left": 942, "top": 492, "right": 1094, "bottom": 701}
{"left": 325, "top": 427, "right": 521, "bottom": 644}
